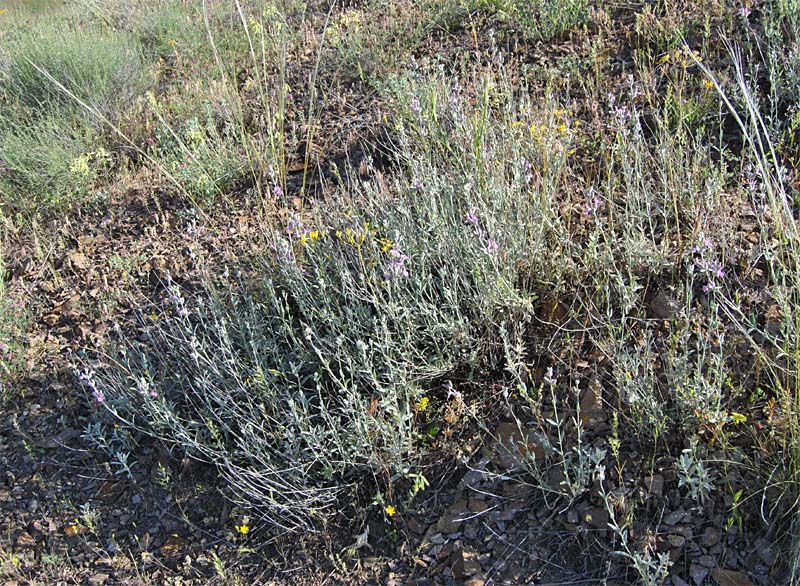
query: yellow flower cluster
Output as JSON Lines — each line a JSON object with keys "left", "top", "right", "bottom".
{"left": 729, "top": 412, "right": 747, "bottom": 425}
{"left": 334, "top": 222, "right": 378, "bottom": 247}
{"left": 513, "top": 109, "right": 578, "bottom": 145}
{"left": 658, "top": 47, "right": 702, "bottom": 68}
{"left": 378, "top": 238, "right": 395, "bottom": 253}
{"left": 299, "top": 229, "right": 325, "bottom": 245}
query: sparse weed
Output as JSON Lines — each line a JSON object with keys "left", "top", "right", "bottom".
{"left": 472, "top": 0, "right": 589, "bottom": 41}
{"left": 676, "top": 438, "right": 716, "bottom": 505}
{"left": 600, "top": 470, "right": 673, "bottom": 586}
{"left": 0, "top": 267, "right": 29, "bottom": 396}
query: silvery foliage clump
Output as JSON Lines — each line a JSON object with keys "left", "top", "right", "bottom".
{"left": 676, "top": 441, "right": 715, "bottom": 505}
{"left": 80, "top": 69, "right": 550, "bottom": 538}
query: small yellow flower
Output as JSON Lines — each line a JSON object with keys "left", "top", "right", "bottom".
{"left": 703, "top": 79, "right": 714, "bottom": 90}
{"left": 384, "top": 505, "right": 396, "bottom": 516}
{"left": 379, "top": 238, "right": 395, "bottom": 253}
{"left": 730, "top": 412, "right": 747, "bottom": 425}
{"left": 69, "top": 153, "right": 92, "bottom": 177}
{"left": 167, "top": 39, "right": 178, "bottom": 47}
{"left": 235, "top": 524, "right": 250, "bottom": 535}
{"left": 416, "top": 397, "right": 430, "bottom": 413}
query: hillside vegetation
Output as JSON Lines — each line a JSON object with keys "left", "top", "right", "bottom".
{"left": 1, "top": 0, "right": 799, "bottom": 584}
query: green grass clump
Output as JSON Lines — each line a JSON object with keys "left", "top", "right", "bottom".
{"left": 0, "top": 114, "right": 107, "bottom": 212}
{"left": 0, "top": 14, "right": 151, "bottom": 214}
{"left": 1, "top": 22, "right": 148, "bottom": 117}
{"left": 473, "top": 0, "right": 589, "bottom": 41}
{"left": 134, "top": 2, "right": 205, "bottom": 61}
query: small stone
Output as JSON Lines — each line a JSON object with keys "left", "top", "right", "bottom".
{"left": 754, "top": 538, "right": 776, "bottom": 566}
{"left": 668, "top": 534, "right": 686, "bottom": 548}
{"left": 490, "top": 422, "right": 548, "bottom": 471}
{"left": 650, "top": 291, "right": 679, "bottom": 319}
{"left": 131, "top": 494, "right": 142, "bottom": 506}
{"left": 579, "top": 377, "right": 607, "bottom": 430}
{"left": 464, "top": 576, "right": 486, "bottom": 586}
{"left": 463, "top": 524, "right": 479, "bottom": 540}
{"left": 567, "top": 510, "right": 579, "bottom": 524}
{"left": 437, "top": 500, "right": 467, "bottom": 534}
{"left": 702, "top": 527, "right": 721, "bottom": 547}
{"left": 644, "top": 474, "right": 664, "bottom": 497}
{"left": 710, "top": 568, "right": 754, "bottom": 586}
{"left": 87, "top": 574, "right": 109, "bottom": 586}
{"left": 450, "top": 545, "right": 481, "bottom": 579}
{"left": 459, "top": 461, "right": 490, "bottom": 490}
{"left": 468, "top": 498, "right": 488, "bottom": 514}
{"left": 665, "top": 509, "right": 686, "bottom": 525}
{"left": 691, "top": 563, "right": 710, "bottom": 585}
{"left": 497, "top": 505, "right": 524, "bottom": 522}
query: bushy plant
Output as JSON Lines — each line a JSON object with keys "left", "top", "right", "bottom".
{"left": 0, "top": 113, "right": 103, "bottom": 212}
{"left": 81, "top": 66, "right": 563, "bottom": 537}
{"left": 0, "top": 15, "right": 151, "bottom": 212}
{"left": 0, "top": 22, "right": 149, "bottom": 118}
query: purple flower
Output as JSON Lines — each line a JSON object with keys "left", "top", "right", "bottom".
{"left": 485, "top": 239, "right": 499, "bottom": 254}
{"left": 410, "top": 96, "right": 421, "bottom": 114}
{"left": 286, "top": 218, "right": 302, "bottom": 239}
{"left": 384, "top": 247, "right": 410, "bottom": 280}
{"left": 466, "top": 208, "right": 479, "bottom": 226}
{"left": 446, "top": 387, "right": 462, "bottom": 401}
{"left": 274, "top": 184, "right": 284, "bottom": 198}
{"left": 137, "top": 377, "right": 158, "bottom": 399}
{"left": 448, "top": 94, "right": 460, "bottom": 112}
{"left": 78, "top": 368, "right": 104, "bottom": 404}
{"left": 521, "top": 158, "right": 533, "bottom": 183}
{"left": 582, "top": 195, "right": 604, "bottom": 216}
{"left": 740, "top": 6, "right": 751, "bottom": 18}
